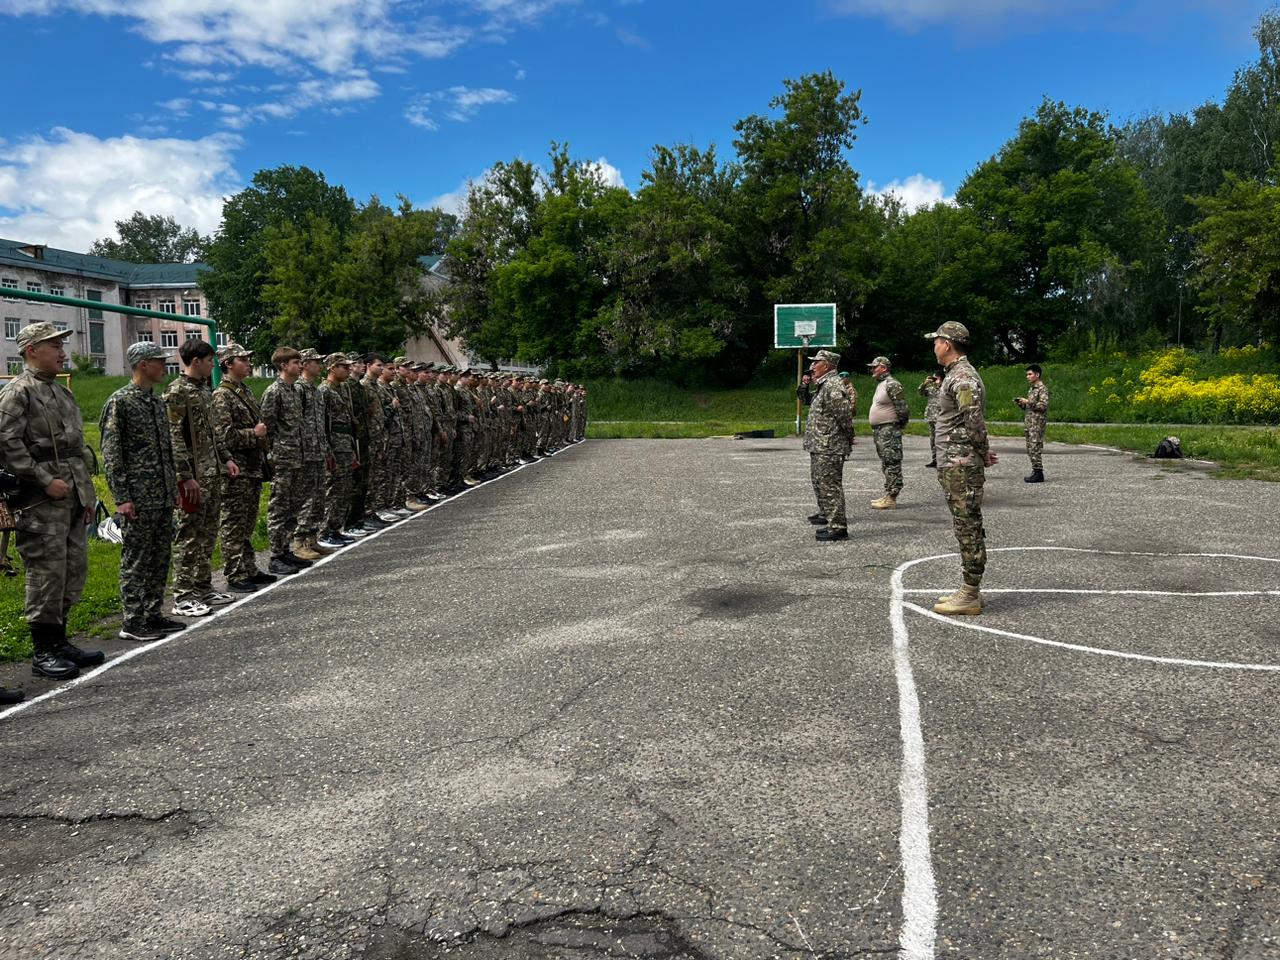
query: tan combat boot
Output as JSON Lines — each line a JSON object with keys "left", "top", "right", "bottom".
{"left": 870, "top": 495, "right": 897, "bottom": 509}
{"left": 293, "top": 539, "right": 324, "bottom": 561}
{"left": 404, "top": 497, "right": 429, "bottom": 511}
{"left": 933, "top": 583, "right": 983, "bottom": 616}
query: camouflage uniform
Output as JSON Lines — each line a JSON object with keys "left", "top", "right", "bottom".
{"left": 211, "top": 372, "right": 267, "bottom": 583}
{"left": 0, "top": 362, "right": 95, "bottom": 628}
{"left": 318, "top": 371, "right": 355, "bottom": 535}
{"left": 869, "top": 373, "right": 909, "bottom": 497}
{"left": 453, "top": 380, "right": 479, "bottom": 483}
{"left": 918, "top": 378, "right": 941, "bottom": 464}
{"left": 1023, "top": 380, "right": 1050, "bottom": 470}
{"left": 802, "top": 369, "right": 854, "bottom": 531}
{"left": 431, "top": 375, "right": 457, "bottom": 492}
{"left": 261, "top": 375, "right": 307, "bottom": 557}
{"left": 164, "top": 373, "right": 231, "bottom": 603}
{"left": 934, "top": 357, "right": 990, "bottom": 586}
{"left": 361, "top": 373, "right": 389, "bottom": 514}
{"left": 101, "top": 382, "right": 178, "bottom": 622}
{"left": 376, "top": 375, "right": 405, "bottom": 507}
{"left": 295, "top": 373, "right": 331, "bottom": 542}
{"left": 345, "top": 366, "right": 370, "bottom": 527}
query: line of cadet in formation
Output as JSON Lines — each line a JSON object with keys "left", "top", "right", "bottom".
{"left": 0, "top": 325, "right": 587, "bottom": 701}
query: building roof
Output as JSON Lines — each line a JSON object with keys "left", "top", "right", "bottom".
{"left": 0, "top": 237, "right": 207, "bottom": 288}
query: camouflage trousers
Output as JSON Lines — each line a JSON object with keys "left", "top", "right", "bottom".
{"left": 172, "top": 474, "right": 221, "bottom": 602}
{"left": 268, "top": 465, "right": 313, "bottom": 556}
{"left": 453, "top": 428, "right": 475, "bottom": 483}
{"left": 383, "top": 434, "right": 405, "bottom": 507}
{"left": 927, "top": 423, "right": 937, "bottom": 464}
{"left": 872, "top": 423, "right": 905, "bottom": 497}
{"left": 220, "top": 476, "right": 262, "bottom": 583}
{"left": 1025, "top": 415, "right": 1046, "bottom": 470}
{"left": 431, "top": 433, "right": 453, "bottom": 492}
{"left": 326, "top": 452, "right": 355, "bottom": 534}
{"left": 937, "top": 465, "right": 987, "bottom": 586}
{"left": 296, "top": 461, "right": 327, "bottom": 541}
{"left": 120, "top": 509, "right": 173, "bottom": 620}
{"left": 347, "top": 443, "right": 368, "bottom": 528}
{"left": 809, "top": 453, "right": 848, "bottom": 531}
{"left": 365, "top": 435, "right": 389, "bottom": 513}
{"left": 14, "top": 494, "right": 88, "bottom": 625}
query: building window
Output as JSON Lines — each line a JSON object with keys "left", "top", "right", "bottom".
{"left": 183, "top": 299, "right": 202, "bottom": 317}
{"left": 7, "top": 357, "right": 22, "bottom": 374}
{"left": 49, "top": 285, "right": 64, "bottom": 298}
{"left": 158, "top": 299, "right": 176, "bottom": 313}
{"left": 26, "top": 281, "right": 42, "bottom": 294}
{"left": 53, "top": 321, "right": 69, "bottom": 333}
{"left": 1, "top": 279, "right": 16, "bottom": 301}
{"left": 215, "top": 331, "right": 228, "bottom": 347}
{"left": 161, "top": 330, "right": 179, "bottom": 348}
{"left": 86, "top": 290, "right": 103, "bottom": 320}
{"left": 4, "top": 318, "right": 18, "bottom": 341}
{"left": 134, "top": 299, "right": 151, "bottom": 311}
{"left": 136, "top": 331, "right": 153, "bottom": 343}
{"left": 165, "top": 362, "right": 180, "bottom": 376}
{"left": 185, "top": 327, "right": 204, "bottom": 341}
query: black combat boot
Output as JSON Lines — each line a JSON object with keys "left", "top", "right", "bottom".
{"left": 0, "top": 687, "right": 24, "bottom": 705}
{"left": 807, "top": 513, "right": 827, "bottom": 525}
{"left": 1024, "top": 469, "right": 1045, "bottom": 483}
{"left": 53, "top": 623, "right": 105, "bottom": 667}
{"left": 30, "top": 622, "right": 79, "bottom": 681}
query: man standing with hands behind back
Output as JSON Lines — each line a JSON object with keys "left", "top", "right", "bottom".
{"left": 802, "top": 349, "right": 854, "bottom": 542}
{"left": 0, "top": 322, "right": 105, "bottom": 695}
{"left": 925, "top": 321, "right": 997, "bottom": 616}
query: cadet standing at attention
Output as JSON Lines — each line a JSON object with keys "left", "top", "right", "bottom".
{"left": 0, "top": 323, "right": 104, "bottom": 695}
{"left": 866, "top": 356, "right": 910, "bottom": 509}
{"left": 918, "top": 370, "right": 943, "bottom": 468}
{"left": 317, "top": 353, "right": 358, "bottom": 549}
{"left": 802, "top": 349, "right": 854, "bottom": 542}
{"left": 1015, "top": 363, "right": 1049, "bottom": 483}
{"left": 164, "top": 337, "right": 239, "bottom": 617}
{"left": 294, "top": 348, "right": 334, "bottom": 559}
{"left": 261, "top": 347, "right": 313, "bottom": 574}
{"left": 925, "top": 321, "right": 997, "bottom": 616}
{"left": 101, "top": 342, "right": 182, "bottom": 641}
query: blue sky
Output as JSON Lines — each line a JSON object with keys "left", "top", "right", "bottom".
{"left": 0, "top": 0, "right": 1271, "bottom": 252}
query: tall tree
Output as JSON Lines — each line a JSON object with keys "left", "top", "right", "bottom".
{"left": 89, "top": 211, "right": 207, "bottom": 263}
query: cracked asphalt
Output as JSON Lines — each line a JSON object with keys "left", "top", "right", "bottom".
{"left": 1, "top": 435, "right": 1278, "bottom": 959}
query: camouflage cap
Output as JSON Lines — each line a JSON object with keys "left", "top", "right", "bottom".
{"left": 866, "top": 355, "right": 891, "bottom": 369}
{"left": 216, "top": 341, "right": 253, "bottom": 362}
{"left": 807, "top": 349, "right": 841, "bottom": 368}
{"left": 297, "top": 347, "right": 322, "bottom": 362}
{"left": 126, "top": 341, "right": 173, "bottom": 365}
{"left": 324, "top": 352, "right": 350, "bottom": 368}
{"left": 393, "top": 355, "right": 409, "bottom": 366}
{"left": 15, "top": 321, "right": 73, "bottom": 352}
{"left": 924, "top": 321, "right": 969, "bottom": 344}
{"left": 346, "top": 352, "right": 363, "bottom": 363}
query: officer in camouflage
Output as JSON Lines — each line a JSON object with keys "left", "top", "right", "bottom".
{"left": 802, "top": 349, "right": 854, "bottom": 542}
{"left": 101, "top": 341, "right": 183, "bottom": 641}
{"left": 926, "top": 321, "right": 997, "bottom": 616}
{"left": 866, "top": 355, "right": 910, "bottom": 509}
{"left": 918, "top": 370, "right": 943, "bottom": 468}
{"left": 211, "top": 341, "right": 274, "bottom": 592}
{"left": 164, "top": 337, "right": 240, "bottom": 617}
{"left": 0, "top": 322, "right": 105, "bottom": 691}
{"left": 1016, "top": 363, "right": 1050, "bottom": 483}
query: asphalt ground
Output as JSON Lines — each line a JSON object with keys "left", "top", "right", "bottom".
{"left": 1, "top": 435, "right": 1277, "bottom": 960}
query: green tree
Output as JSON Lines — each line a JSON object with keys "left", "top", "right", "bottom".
{"left": 202, "top": 166, "right": 355, "bottom": 356}
{"left": 89, "top": 211, "right": 207, "bottom": 263}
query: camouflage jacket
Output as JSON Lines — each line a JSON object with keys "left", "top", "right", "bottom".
{"left": 164, "top": 374, "right": 230, "bottom": 482}
{"left": 360, "top": 375, "right": 385, "bottom": 445}
{"left": 918, "top": 379, "right": 941, "bottom": 421}
{"left": 318, "top": 380, "right": 355, "bottom": 456}
{"left": 261, "top": 376, "right": 305, "bottom": 470}
{"left": 100, "top": 382, "right": 177, "bottom": 511}
{"left": 935, "top": 358, "right": 990, "bottom": 468}
{"left": 375, "top": 378, "right": 404, "bottom": 439}
{"left": 434, "top": 382, "right": 457, "bottom": 435}
{"left": 1024, "top": 382, "right": 1050, "bottom": 425}
{"left": 346, "top": 378, "right": 368, "bottom": 445}
{"left": 212, "top": 377, "right": 267, "bottom": 480}
{"left": 454, "top": 385, "right": 478, "bottom": 429}
{"left": 297, "top": 377, "right": 330, "bottom": 462}
{"left": 802, "top": 371, "right": 854, "bottom": 457}
{"left": 0, "top": 366, "right": 96, "bottom": 511}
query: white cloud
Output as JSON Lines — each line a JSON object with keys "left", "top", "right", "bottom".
{"left": 0, "top": 127, "right": 241, "bottom": 251}
{"left": 423, "top": 157, "right": 626, "bottom": 217}
{"left": 586, "top": 158, "right": 627, "bottom": 190}
{"left": 183, "top": 71, "right": 380, "bottom": 128}
{"left": 405, "top": 86, "right": 516, "bottom": 130}
{"left": 868, "top": 174, "right": 954, "bottom": 212}
{"left": 827, "top": 0, "right": 1051, "bottom": 27}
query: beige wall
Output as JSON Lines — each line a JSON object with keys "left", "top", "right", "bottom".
{"left": 0, "top": 265, "right": 128, "bottom": 375}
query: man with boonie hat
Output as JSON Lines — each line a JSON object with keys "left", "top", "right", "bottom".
{"left": 101, "top": 340, "right": 182, "bottom": 641}
{"left": 866, "top": 354, "right": 909, "bottom": 510}
{"left": 212, "top": 342, "right": 275, "bottom": 592}
{"left": 0, "top": 323, "right": 105, "bottom": 692}
{"left": 924, "top": 320, "right": 997, "bottom": 616}
{"left": 801, "top": 349, "right": 853, "bottom": 541}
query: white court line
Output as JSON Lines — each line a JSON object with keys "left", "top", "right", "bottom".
{"left": 888, "top": 547, "right": 1280, "bottom": 960}
{"left": 902, "top": 588, "right": 1280, "bottom": 597}
{"left": 0, "top": 442, "right": 588, "bottom": 723}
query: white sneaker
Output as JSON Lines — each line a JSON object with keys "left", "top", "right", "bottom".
{"left": 376, "top": 510, "right": 401, "bottom": 523}
{"left": 341, "top": 527, "right": 369, "bottom": 538}
{"left": 202, "top": 592, "right": 236, "bottom": 606}
{"left": 172, "top": 599, "right": 211, "bottom": 617}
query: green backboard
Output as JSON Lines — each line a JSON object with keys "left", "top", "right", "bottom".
{"left": 774, "top": 303, "right": 837, "bottom": 349}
